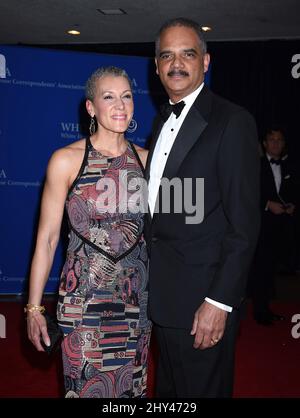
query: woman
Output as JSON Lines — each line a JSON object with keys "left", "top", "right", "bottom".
{"left": 26, "top": 66, "right": 151, "bottom": 398}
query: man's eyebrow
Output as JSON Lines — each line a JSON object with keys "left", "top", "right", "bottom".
{"left": 183, "top": 48, "right": 198, "bottom": 54}
{"left": 159, "top": 48, "right": 198, "bottom": 58}
{"left": 159, "top": 49, "right": 172, "bottom": 57}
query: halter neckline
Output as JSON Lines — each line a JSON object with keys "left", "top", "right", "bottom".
{"left": 87, "top": 136, "right": 129, "bottom": 159}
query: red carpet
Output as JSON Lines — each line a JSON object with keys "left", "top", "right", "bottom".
{"left": 0, "top": 300, "right": 299, "bottom": 398}
{"left": 234, "top": 302, "right": 300, "bottom": 397}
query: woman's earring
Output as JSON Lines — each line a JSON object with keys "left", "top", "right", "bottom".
{"left": 89, "top": 116, "right": 96, "bottom": 136}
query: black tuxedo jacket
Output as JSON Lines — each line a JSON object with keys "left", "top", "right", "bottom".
{"left": 260, "top": 155, "right": 297, "bottom": 211}
{"left": 145, "top": 85, "right": 260, "bottom": 329}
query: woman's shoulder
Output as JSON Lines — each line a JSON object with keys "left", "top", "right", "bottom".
{"left": 131, "top": 143, "right": 148, "bottom": 168}
{"left": 48, "top": 138, "right": 87, "bottom": 173}
{"left": 51, "top": 138, "right": 86, "bottom": 160}
{"left": 57, "top": 138, "right": 86, "bottom": 154}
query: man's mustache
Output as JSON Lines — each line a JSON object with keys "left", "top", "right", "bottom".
{"left": 167, "top": 70, "right": 189, "bottom": 77}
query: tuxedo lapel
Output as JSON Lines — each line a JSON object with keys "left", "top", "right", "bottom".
{"left": 147, "top": 86, "right": 212, "bottom": 225}
{"left": 264, "top": 157, "right": 277, "bottom": 192}
{"left": 262, "top": 156, "right": 282, "bottom": 197}
{"left": 162, "top": 106, "right": 207, "bottom": 180}
{"left": 162, "top": 85, "right": 211, "bottom": 180}
{"left": 279, "top": 158, "right": 290, "bottom": 196}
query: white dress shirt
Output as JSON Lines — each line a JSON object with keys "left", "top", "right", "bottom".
{"left": 148, "top": 83, "right": 232, "bottom": 313}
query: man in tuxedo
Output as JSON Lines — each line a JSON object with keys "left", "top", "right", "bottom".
{"left": 145, "top": 17, "right": 260, "bottom": 397}
{"left": 250, "top": 127, "right": 297, "bottom": 325}
{"left": 146, "top": 18, "right": 259, "bottom": 398}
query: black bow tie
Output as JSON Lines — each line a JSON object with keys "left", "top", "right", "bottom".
{"left": 270, "top": 158, "right": 281, "bottom": 165}
{"left": 160, "top": 101, "right": 186, "bottom": 121}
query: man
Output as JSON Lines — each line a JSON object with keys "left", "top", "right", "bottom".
{"left": 145, "top": 18, "right": 260, "bottom": 397}
{"left": 249, "top": 127, "right": 297, "bottom": 325}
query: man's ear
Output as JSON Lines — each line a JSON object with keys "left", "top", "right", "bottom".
{"left": 155, "top": 57, "right": 159, "bottom": 75}
{"left": 203, "top": 53, "right": 210, "bottom": 73}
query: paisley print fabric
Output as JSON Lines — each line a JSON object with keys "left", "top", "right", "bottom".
{"left": 57, "top": 137, "right": 151, "bottom": 398}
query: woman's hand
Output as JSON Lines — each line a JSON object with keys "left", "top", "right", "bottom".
{"left": 27, "top": 312, "right": 50, "bottom": 352}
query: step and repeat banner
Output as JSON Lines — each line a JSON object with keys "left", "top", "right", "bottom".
{"left": 0, "top": 45, "right": 210, "bottom": 294}
{"left": 0, "top": 46, "right": 162, "bottom": 294}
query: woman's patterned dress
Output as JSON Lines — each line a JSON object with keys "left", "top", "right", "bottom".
{"left": 57, "top": 137, "right": 151, "bottom": 398}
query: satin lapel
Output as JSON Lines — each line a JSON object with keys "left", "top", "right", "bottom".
{"left": 279, "top": 159, "right": 287, "bottom": 195}
{"left": 263, "top": 157, "right": 278, "bottom": 196}
{"left": 149, "top": 86, "right": 212, "bottom": 225}
{"left": 162, "top": 104, "right": 208, "bottom": 180}
{"left": 151, "top": 87, "right": 212, "bottom": 225}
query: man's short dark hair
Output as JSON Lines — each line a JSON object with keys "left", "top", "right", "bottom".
{"left": 155, "top": 17, "right": 207, "bottom": 57}
{"left": 265, "top": 125, "right": 286, "bottom": 140}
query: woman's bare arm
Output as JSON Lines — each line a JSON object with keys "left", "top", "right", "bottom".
{"left": 27, "top": 148, "right": 74, "bottom": 351}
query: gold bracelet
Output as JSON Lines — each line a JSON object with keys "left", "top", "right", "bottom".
{"left": 24, "top": 304, "right": 45, "bottom": 314}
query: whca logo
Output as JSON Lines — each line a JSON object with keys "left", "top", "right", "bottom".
{"left": 0, "top": 54, "right": 6, "bottom": 79}
{"left": 127, "top": 118, "right": 138, "bottom": 133}
{"left": 0, "top": 169, "right": 6, "bottom": 179}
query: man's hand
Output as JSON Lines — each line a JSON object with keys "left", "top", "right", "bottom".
{"left": 285, "top": 203, "right": 295, "bottom": 215}
{"left": 267, "top": 200, "right": 286, "bottom": 215}
{"left": 190, "top": 301, "right": 228, "bottom": 350}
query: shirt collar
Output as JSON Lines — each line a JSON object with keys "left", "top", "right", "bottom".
{"left": 266, "top": 153, "right": 281, "bottom": 162}
{"left": 169, "top": 82, "right": 204, "bottom": 107}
